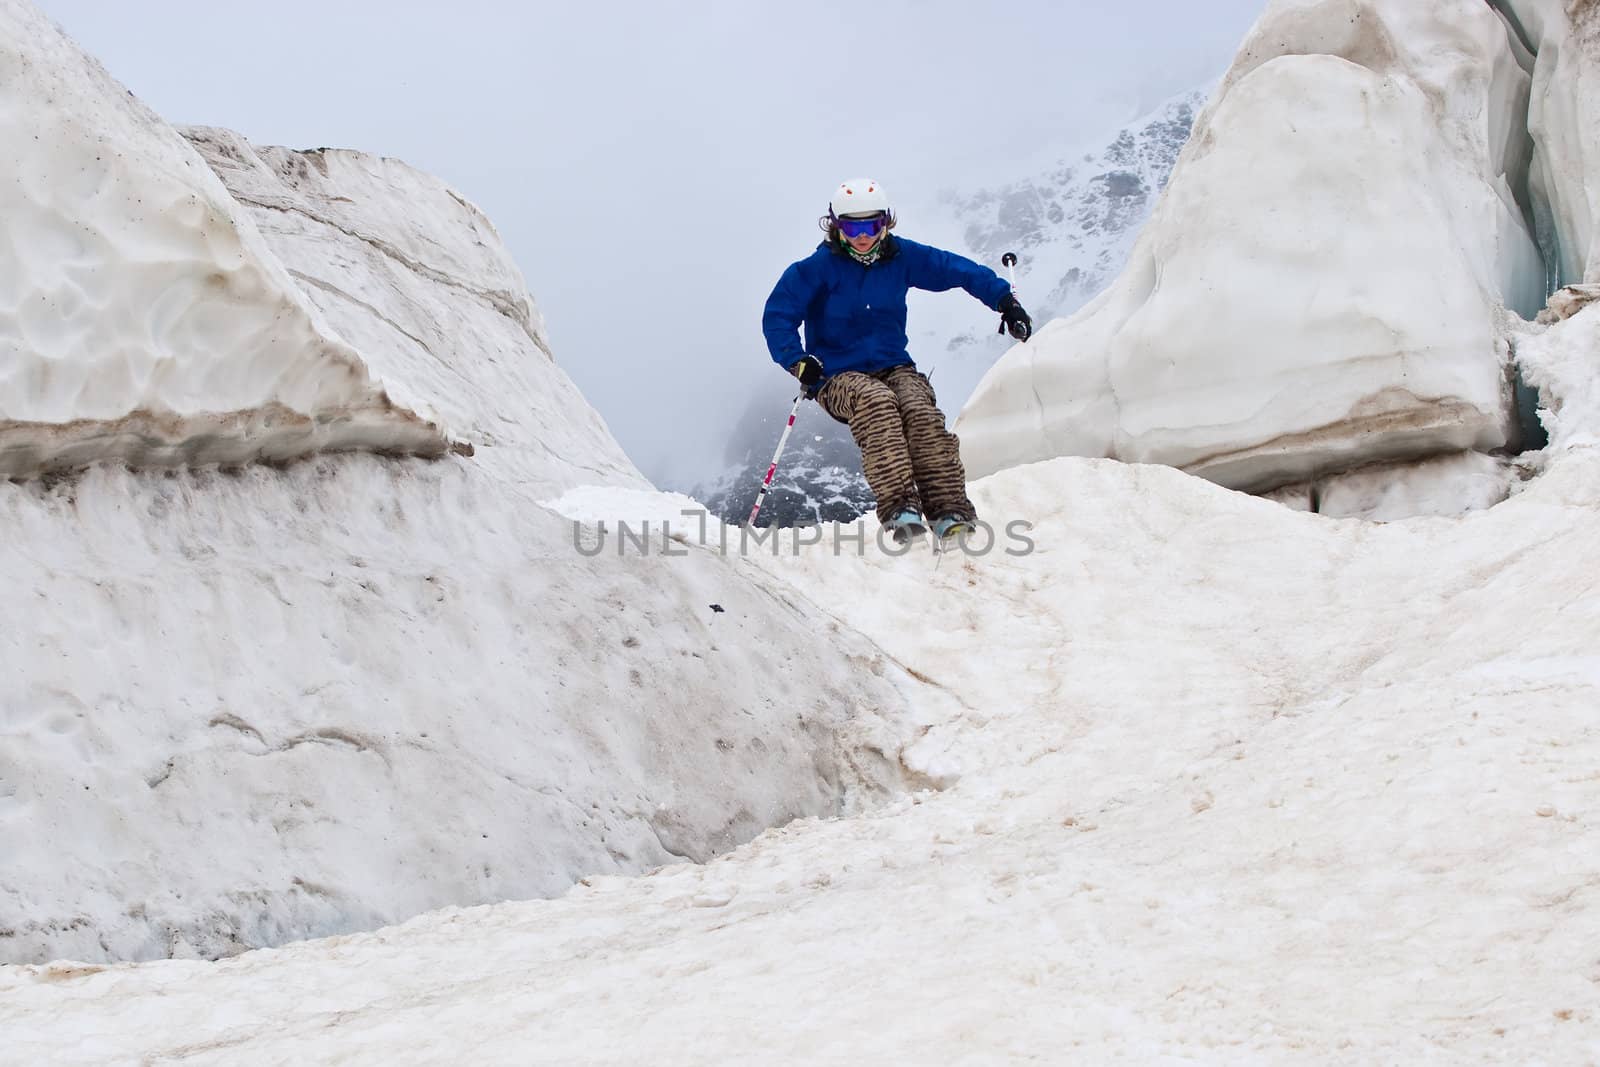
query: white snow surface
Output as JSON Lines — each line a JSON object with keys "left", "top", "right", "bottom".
{"left": 957, "top": 0, "right": 1547, "bottom": 496}
{"left": 1515, "top": 298, "right": 1600, "bottom": 454}
{"left": 179, "top": 129, "right": 638, "bottom": 498}
{"left": 0, "top": 0, "right": 923, "bottom": 967}
{"left": 0, "top": 452, "right": 922, "bottom": 965}
{"left": 8, "top": 434, "right": 1600, "bottom": 1061}
{"left": 0, "top": 0, "right": 450, "bottom": 476}
{"left": 10, "top": 0, "right": 1600, "bottom": 1059}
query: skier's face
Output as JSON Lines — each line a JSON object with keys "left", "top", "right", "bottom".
{"left": 846, "top": 230, "right": 881, "bottom": 254}
{"left": 837, "top": 212, "right": 887, "bottom": 255}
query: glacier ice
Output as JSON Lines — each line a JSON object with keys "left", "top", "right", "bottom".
{"left": 0, "top": 0, "right": 450, "bottom": 477}
{"left": 1498, "top": 0, "right": 1600, "bottom": 287}
{"left": 957, "top": 0, "right": 1548, "bottom": 500}
{"left": 1265, "top": 450, "right": 1519, "bottom": 520}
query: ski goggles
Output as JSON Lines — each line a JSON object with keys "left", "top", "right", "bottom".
{"left": 836, "top": 213, "right": 888, "bottom": 239}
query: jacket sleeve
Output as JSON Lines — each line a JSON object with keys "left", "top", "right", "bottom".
{"left": 762, "top": 259, "right": 817, "bottom": 370}
{"left": 903, "top": 240, "right": 1011, "bottom": 309}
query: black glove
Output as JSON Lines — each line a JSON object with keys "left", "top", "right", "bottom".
{"left": 998, "top": 293, "right": 1033, "bottom": 342}
{"left": 790, "top": 355, "right": 825, "bottom": 398}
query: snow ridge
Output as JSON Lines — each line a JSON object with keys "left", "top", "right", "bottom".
{"left": 0, "top": 0, "right": 450, "bottom": 478}
{"left": 179, "top": 128, "right": 641, "bottom": 499}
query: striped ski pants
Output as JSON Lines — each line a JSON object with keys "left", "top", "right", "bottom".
{"left": 817, "top": 365, "right": 977, "bottom": 525}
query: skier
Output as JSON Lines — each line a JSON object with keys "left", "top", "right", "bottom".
{"left": 762, "top": 177, "right": 1032, "bottom": 543}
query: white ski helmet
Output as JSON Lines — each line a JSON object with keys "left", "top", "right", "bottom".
{"left": 830, "top": 177, "right": 890, "bottom": 218}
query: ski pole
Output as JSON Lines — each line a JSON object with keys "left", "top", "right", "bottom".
{"left": 998, "top": 251, "right": 1020, "bottom": 337}
{"left": 747, "top": 392, "right": 803, "bottom": 527}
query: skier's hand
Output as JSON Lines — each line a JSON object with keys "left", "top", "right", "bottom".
{"left": 790, "top": 355, "right": 825, "bottom": 399}
{"left": 998, "top": 293, "right": 1033, "bottom": 342}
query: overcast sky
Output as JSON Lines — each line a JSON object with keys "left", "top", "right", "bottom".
{"left": 35, "top": 0, "right": 1266, "bottom": 488}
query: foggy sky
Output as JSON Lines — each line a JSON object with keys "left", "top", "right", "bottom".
{"left": 33, "top": 0, "right": 1267, "bottom": 488}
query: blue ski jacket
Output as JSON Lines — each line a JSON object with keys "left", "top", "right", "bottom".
{"left": 762, "top": 236, "right": 1011, "bottom": 380}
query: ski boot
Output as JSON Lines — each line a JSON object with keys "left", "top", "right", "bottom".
{"left": 931, "top": 514, "right": 976, "bottom": 541}
{"left": 884, "top": 508, "right": 927, "bottom": 545}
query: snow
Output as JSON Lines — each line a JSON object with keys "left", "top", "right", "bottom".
{"left": 0, "top": 0, "right": 449, "bottom": 476}
{"left": 0, "top": 0, "right": 921, "bottom": 965}
{"left": 1515, "top": 301, "right": 1600, "bottom": 454}
{"left": 941, "top": 90, "right": 1204, "bottom": 322}
{"left": 9, "top": 0, "right": 1600, "bottom": 1060}
{"left": 8, "top": 444, "right": 1600, "bottom": 1061}
{"left": 906, "top": 90, "right": 1204, "bottom": 412}
{"left": 0, "top": 454, "right": 922, "bottom": 965}
{"left": 957, "top": 0, "right": 1546, "bottom": 497}
{"left": 180, "top": 129, "right": 638, "bottom": 499}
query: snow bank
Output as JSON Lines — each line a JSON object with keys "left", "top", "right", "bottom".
{"left": 0, "top": 0, "right": 450, "bottom": 477}
{"left": 181, "top": 130, "right": 638, "bottom": 498}
{"left": 0, "top": 459, "right": 921, "bottom": 965}
{"left": 1514, "top": 301, "right": 1600, "bottom": 453}
{"left": 957, "top": 0, "right": 1545, "bottom": 496}
{"left": 0, "top": 1, "right": 923, "bottom": 965}
{"left": 9, "top": 447, "right": 1600, "bottom": 1062}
